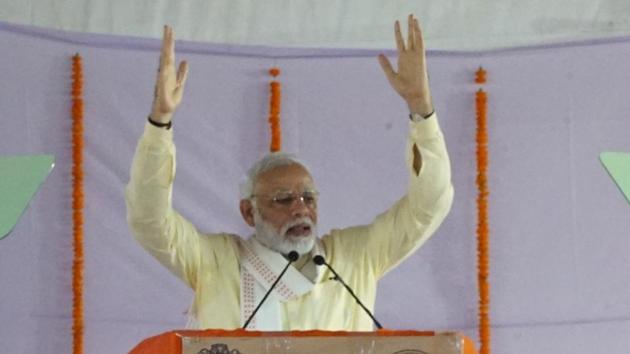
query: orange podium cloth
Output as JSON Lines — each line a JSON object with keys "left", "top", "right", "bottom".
{"left": 130, "top": 329, "right": 478, "bottom": 354}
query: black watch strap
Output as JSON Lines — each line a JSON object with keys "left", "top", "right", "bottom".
{"left": 148, "top": 116, "right": 172, "bottom": 130}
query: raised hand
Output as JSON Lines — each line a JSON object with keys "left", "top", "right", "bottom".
{"left": 378, "top": 15, "right": 433, "bottom": 116}
{"left": 150, "top": 25, "right": 189, "bottom": 123}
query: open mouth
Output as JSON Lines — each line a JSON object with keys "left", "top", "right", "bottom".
{"left": 286, "top": 223, "right": 312, "bottom": 237}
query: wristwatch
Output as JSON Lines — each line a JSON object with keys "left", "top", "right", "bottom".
{"left": 409, "top": 110, "right": 435, "bottom": 122}
{"left": 148, "top": 116, "right": 172, "bottom": 130}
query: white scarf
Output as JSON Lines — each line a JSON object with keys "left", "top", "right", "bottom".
{"left": 238, "top": 236, "right": 325, "bottom": 330}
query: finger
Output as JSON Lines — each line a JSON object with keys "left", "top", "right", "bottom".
{"left": 176, "top": 61, "right": 189, "bottom": 87}
{"left": 156, "top": 26, "right": 168, "bottom": 84}
{"left": 160, "top": 25, "right": 168, "bottom": 68}
{"left": 394, "top": 20, "right": 405, "bottom": 52}
{"left": 173, "top": 61, "right": 189, "bottom": 100}
{"left": 166, "top": 25, "right": 175, "bottom": 66}
{"left": 408, "top": 14, "right": 415, "bottom": 51}
{"left": 414, "top": 19, "right": 425, "bottom": 53}
{"left": 378, "top": 54, "right": 397, "bottom": 85}
{"left": 160, "top": 25, "right": 174, "bottom": 69}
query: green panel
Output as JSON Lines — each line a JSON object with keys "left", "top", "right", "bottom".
{"left": 600, "top": 152, "right": 630, "bottom": 205}
{"left": 0, "top": 155, "right": 55, "bottom": 240}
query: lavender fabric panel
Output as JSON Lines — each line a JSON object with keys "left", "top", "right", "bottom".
{"left": 0, "top": 26, "right": 76, "bottom": 353}
{"left": 485, "top": 45, "right": 630, "bottom": 327}
{"left": 1, "top": 22, "right": 629, "bottom": 353}
{"left": 493, "top": 320, "right": 630, "bottom": 353}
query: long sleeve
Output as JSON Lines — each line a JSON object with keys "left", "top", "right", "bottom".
{"left": 325, "top": 113, "right": 454, "bottom": 279}
{"left": 125, "top": 122, "right": 202, "bottom": 288}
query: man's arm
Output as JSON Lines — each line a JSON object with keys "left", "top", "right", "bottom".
{"left": 125, "top": 26, "right": 201, "bottom": 287}
{"left": 379, "top": 14, "right": 434, "bottom": 175}
{"left": 373, "top": 15, "right": 453, "bottom": 276}
{"left": 327, "top": 15, "right": 453, "bottom": 278}
{"left": 377, "top": 14, "right": 454, "bottom": 218}
{"left": 365, "top": 113, "right": 453, "bottom": 278}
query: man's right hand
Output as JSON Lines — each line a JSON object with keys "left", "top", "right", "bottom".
{"left": 150, "top": 25, "right": 189, "bottom": 124}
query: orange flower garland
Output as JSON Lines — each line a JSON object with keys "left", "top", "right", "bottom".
{"left": 268, "top": 68, "right": 282, "bottom": 152}
{"left": 475, "top": 67, "right": 490, "bottom": 354}
{"left": 475, "top": 67, "right": 487, "bottom": 84}
{"left": 71, "top": 53, "right": 85, "bottom": 354}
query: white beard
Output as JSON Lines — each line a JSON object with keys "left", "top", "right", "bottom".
{"left": 253, "top": 210, "right": 317, "bottom": 255}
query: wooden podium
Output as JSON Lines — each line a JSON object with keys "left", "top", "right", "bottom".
{"left": 130, "top": 329, "right": 478, "bottom": 354}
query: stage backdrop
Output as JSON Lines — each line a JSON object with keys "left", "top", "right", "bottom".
{"left": 0, "top": 22, "right": 629, "bottom": 354}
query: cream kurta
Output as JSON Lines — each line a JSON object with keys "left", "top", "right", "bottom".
{"left": 125, "top": 114, "right": 453, "bottom": 331}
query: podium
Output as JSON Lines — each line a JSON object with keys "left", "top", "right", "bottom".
{"left": 130, "top": 329, "right": 478, "bottom": 354}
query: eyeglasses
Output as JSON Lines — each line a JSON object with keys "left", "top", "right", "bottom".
{"left": 252, "top": 191, "right": 319, "bottom": 209}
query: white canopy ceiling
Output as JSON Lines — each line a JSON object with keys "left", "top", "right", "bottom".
{"left": 2, "top": 0, "right": 630, "bottom": 51}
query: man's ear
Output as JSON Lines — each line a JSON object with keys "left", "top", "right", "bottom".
{"left": 239, "top": 199, "right": 256, "bottom": 227}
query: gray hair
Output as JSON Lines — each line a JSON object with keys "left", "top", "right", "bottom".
{"left": 239, "top": 152, "right": 311, "bottom": 199}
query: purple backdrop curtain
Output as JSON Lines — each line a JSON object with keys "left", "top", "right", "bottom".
{"left": 0, "top": 22, "right": 629, "bottom": 353}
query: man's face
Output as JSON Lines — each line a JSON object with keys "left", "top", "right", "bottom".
{"left": 248, "top": 163, "right": 318, "bottom": 254}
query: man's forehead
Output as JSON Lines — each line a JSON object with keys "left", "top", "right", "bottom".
{"left": 255, "top": 164, "right": 315, "bottom": 192}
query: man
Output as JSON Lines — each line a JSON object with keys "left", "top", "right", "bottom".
{"left": 126, "top": 14, "right": 453, "bottom": 331}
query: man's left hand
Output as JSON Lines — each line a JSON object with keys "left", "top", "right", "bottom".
{"left": 378, "top": 14, "right": 433, "bottom": 116}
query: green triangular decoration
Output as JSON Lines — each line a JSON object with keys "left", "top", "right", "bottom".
{"left": 0, "top": 155, "right": 55, "bottom": 240}
{"left": 600, "top": 151, "right": 630, "bottom": 205}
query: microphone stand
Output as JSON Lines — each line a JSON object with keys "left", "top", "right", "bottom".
{"left": 313, "top": 255, "right": 383, "bottom": 329}
{"left": 242, "top": 251, "right": 299, "bottom": 329}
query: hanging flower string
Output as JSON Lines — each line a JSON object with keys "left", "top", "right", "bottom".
{"left": 475, "top": 67, "right": 487, "bottom": 84}
{"left": 268, "top": 68, "right": 282, "bottom": 152}
{"left": 71, "top": 53, "right": 85, "bottom": 354}
{"left": 475, "top": 66, "right": 491, "bottom": 354}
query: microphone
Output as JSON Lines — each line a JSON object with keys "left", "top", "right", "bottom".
{"left": 242, "top": 250, "right": 299, "bottom": 329}
{"left": 313, "top": 255, "right": 383, "bottom": 329}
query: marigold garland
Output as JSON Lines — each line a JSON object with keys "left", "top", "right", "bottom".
{"left": 268, "top": 68, "right": 282, "bottom": 152}
{"left": 71, "top": 53, "right": 85, "bottom": 354}
{"left": 475, "top": 67, "right": 491, "bottom": 354}
{"left": 475, "top": 67, "right": 487, "bottom": 84}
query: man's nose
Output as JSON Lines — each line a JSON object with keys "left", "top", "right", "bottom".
{"left": 290, "top": 197, "right": 310, "bottom": 216}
